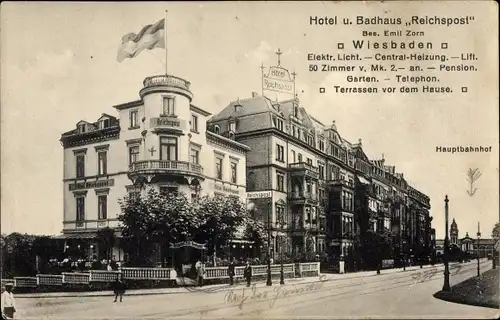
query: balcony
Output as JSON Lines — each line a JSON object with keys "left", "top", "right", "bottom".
{"left": 150, "top": 116, "right": 186, "bottom": 132}
{"left": 288, "top": 162, "right": 319, "bottom": 180}
{"left": 288, "top": 191, "right": 318, "bottom": 204}
{"left": 139, "top": 75, "right": 193, "bottom": 101}
{"left": 326, "top": 179, "right": 354, "bottom": 189}
{"left": 128, "top": 160, "right": 204, "bottom": 183}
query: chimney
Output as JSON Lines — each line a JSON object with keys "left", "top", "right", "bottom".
{"left": 252, "top": 92, "right": 259, "bottom": 98}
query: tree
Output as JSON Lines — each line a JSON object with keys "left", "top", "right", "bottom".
{"left": 194, "top": 195, "right": 247, "bottom": 260}
{"left": 1, "top": 233, "right": 63, "bottom": 277}
{"left": 492, "top": 222, "right": 500, "bottom": 242}
{"left": 118, "top": 188, "right": 201, "bottom": 267}
{"left": 96, "top": 227, "right": 115, "bottom": 260}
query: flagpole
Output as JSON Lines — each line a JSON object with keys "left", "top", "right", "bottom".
{"left": 165, "top": 10, "right": 168, "bottom": 76}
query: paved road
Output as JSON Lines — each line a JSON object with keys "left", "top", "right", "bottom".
{"left": 16, "top": 260, "right": 499, "bottom": 320}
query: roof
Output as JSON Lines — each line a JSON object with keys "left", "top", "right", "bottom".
{"left": 208, "top": 95, "right": 282, "bottom": 123}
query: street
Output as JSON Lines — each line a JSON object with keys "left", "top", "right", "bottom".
{"left": 16, "top": 260, "right": 499, "bottom": 319}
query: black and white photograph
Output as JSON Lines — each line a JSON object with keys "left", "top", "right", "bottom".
{"left": 1, "top": 1, "right": 498, "bottom": 319}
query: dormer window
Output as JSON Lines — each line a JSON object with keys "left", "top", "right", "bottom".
{"left": 294, "top": 106, "right": 299, "bottom": 118}
{"left": 272, "top": 117, "right": 284, "bottom": 131}
{"left": 229, "top": 121, "right": 236, "bottom": 132}
{"left": 100, "top": 119, "right": 110, "bottom": 129}
{"left": 78, "top": 124, "right": 85, "bottom": 134}
{"left": 214, "top": 125, "right": 221, "bottom": 135}
{"left": 228, "top": 132, "right": 235, "bottom": 140}
{"left": 162, "top": 96, "right": 176, "bottom": 116}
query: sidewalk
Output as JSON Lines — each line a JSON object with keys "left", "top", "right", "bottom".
{"left": 14, "top": 262, "right": 463, "bottom": 299}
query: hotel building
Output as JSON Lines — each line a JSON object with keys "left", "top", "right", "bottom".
{"left": 209, "top": 92, "right": 432, "bottom": 270}
{"left": 59, "top": 74, "right": 249, "bottom": 261}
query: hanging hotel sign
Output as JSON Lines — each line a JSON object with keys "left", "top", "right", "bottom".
{"left": 261, "top": 48, "right": 296, "bottom": 97}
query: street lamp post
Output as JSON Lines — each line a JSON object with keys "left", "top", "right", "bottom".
{"left": 442, "top": 195, "right": 451, "bottom": 292}
{"left": 277, "top": 213, "right": 287, "bottom": 285}
{"left": 266, "top": 202, "right": 273, "bottom": 286}
{"left": 477, "top": 222, "right": 481, "bottom": 277}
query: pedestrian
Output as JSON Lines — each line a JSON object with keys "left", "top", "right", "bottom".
{"left": 196, "top": 260, "right": 205, "bottom": 287}
{"left": 227, "top": 260, "right": 235, "bottom": 285}
{"left": 1, "top": 283, "right": 16, "bottom": 319}
{"left": 113, "top": 274, "right": 126, "bottom": 303}
{"left": 244, "top": 261, "right": 252, "bottom": 287}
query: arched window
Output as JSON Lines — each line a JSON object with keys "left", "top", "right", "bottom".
{"left": 214, "top": 125, "right": 221, "bottom": 135}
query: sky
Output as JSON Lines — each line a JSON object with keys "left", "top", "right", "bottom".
{"left": 1, "top": 2, "right": 498, "bottom": 239}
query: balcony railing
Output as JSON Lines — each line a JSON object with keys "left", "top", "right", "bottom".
{"left": 289, "top": 191, "right": 317, "bottom": 202}
{"left": 288, "top": 162, "right": 319, "bottom": 179}
{"left": 326, "top": 179, "right": 354, "bottom": 188}
{"left": 143, "top": 75, "right": 191, "bottom": 91}
{"left": 129, "top": 160, "right": 204, "bottom": 176}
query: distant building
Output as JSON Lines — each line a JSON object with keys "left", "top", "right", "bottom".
{"left": 59, "top": 74, "right": 250, "bottom": 262}
{"left": 435, "top": 218, "right": 495, "bottom": 258}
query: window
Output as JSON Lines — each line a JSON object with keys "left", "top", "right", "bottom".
{"left": 76, "top": 155, "right": 85, "bottom": 178}
{"left": 215, "top": 157, "right": 223, "bottom": 179}
{"left": 291, "top": 150, "right": 296, "bottom": 163}
{"left": 307, "top": 158, "right": 312, "bottom": 166}
{"left": 76, "top": 197, "right": 85, "bottom": 221}
{"left": 276, "top": 204, "right": 285, "bottom": 224}
{"left": 319, "top": 140, "right": 325, "bottom": 152}
{"left": 98, "top": 151, "right": 107, "bottom": 175}
{"left": 229, "top": 121, "right": 236, "bottom": 132}
{"left": 214, "top": 125, "right": 221, "bottom": 134}
{"left": 298, "top": 153, "right": 302, "bottom": 163}
{"left": 130, "top": 111, "right": 138, "bottom": 128}
{"left": 78, "top": 124, "right": 85, "bottom": 134}
{"left": 160, "top": 186, "right": 178, "bottom": 196}
{"left": 100, "top": 119, "right": 110, "bottom": 129}
{"left": 294, "top": 106, "right": 299, "bottom": 117}
{"left": 231, "top": 162, "right": 237, "bottom": 184}
{"left": 318, "top": 164, "right": 325, "bottom": 179}
{"left": 276, "top": 144, "right": 285, "bottom": 162}
{"left": 98, "top": 195, "right": 107, "bottom": 220}
{"left": 191, "top": 115, "right": 198, "bottom": 132}
{"left": 190, "top": 148, "right": 199, "bottom": 165}
{"left": 162, "top": 96, "right": 175, "bottom": 115}
{"left": 160, "top": 137, "right": 178, "bottom": 161}
{"left": 129, "top": 146, "right": 139, "bottom": 165}
{"left": 276, "top": 172, "right": 285, "bottom": 191}
{"left": 273, "top": 117, "right": 284, "bottom": 131}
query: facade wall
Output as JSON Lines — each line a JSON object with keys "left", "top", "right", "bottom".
{"left": 61, "top": 75, "right": 249, "bottom": 244}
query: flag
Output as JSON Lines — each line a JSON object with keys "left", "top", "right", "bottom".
{"left": 117, "top": 18, "right": 165, "bottom": 63}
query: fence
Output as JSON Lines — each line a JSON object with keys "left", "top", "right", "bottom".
{"left": 298, "top": 262, "right": 321, "bottom": 277}
{"left": 204, "top": 263, "right": 295, "bottom": 279}
{"left": 2, "top": 263, "right": 317, "bottom": 290}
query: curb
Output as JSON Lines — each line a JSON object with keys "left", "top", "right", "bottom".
{"left": 433, "top": 290, "right": 500, "bottom": 309}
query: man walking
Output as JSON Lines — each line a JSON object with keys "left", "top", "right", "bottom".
{"left": 244, "top": 261, "right": 252, "bottom": 287}
{"left": 2, "top": 283, "right": 16, "bottom": 319}
{"left": 227, "top": 260, "right": 235, "bottom": 285}
{"left": 196, "top": 260, "right": 205, "bottom": 287}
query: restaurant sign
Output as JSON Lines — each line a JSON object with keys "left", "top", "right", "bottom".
{"left": 69, "top": 179, "right": 115, "bottom": 191}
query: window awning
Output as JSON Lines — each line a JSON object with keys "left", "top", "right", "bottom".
{"left": 358, "top": 176, "right": 370, "bottom": 185}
